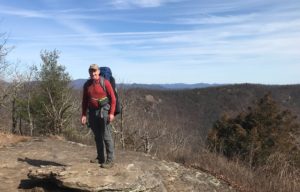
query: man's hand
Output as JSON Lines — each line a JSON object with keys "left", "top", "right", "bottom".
{"left": 81, "top": 116, "right": 87, "bottom": 125}
{"left": 109, "top": 114, "right": 115, "bottom": 122}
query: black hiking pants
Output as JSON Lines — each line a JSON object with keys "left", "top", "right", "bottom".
{"left": 88, "top": 107, "right": 114, "bottom": 164}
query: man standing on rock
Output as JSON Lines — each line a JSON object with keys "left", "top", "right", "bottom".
{"left": 81, "top": 64, "right": 116, "bottom": 168}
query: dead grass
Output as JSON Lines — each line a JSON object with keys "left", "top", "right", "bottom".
{"left": 184, "top": 148, "right": 300, "bottom": 192}
{"left": 0, "top": 132, "right": 29, "bottom": 147}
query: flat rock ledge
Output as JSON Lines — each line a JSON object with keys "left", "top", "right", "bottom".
{"left": 27, "top": 151, "right": 235, "bottom": 192}
{"left": 0, "top": 137, "right": 235, "bottom": 192}
{"left": 28, "top": 164, "right": 163, "bottom": 191}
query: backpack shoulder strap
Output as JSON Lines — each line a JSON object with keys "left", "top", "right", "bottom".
{"left": 84, "top": 79, "right": 92, "bottom": 89}
{"left": 99, "top": 76, "right": 106, "bottom": 93}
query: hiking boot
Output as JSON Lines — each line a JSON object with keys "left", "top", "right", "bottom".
{"left": 101, "top": 161, "right": 114, "bottom": 168}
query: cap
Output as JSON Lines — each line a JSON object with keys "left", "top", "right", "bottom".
{"left": 89, "top": 64, "right": 99, "bottom": 70}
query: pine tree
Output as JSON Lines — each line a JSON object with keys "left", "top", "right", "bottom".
{"left": 33, "top": 50, "right": 75, "bottom": 135}
{"left": 207, "top": 93, "right": 300, "bottom": 168}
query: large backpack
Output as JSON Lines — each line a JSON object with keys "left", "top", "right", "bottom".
{"left": 99, "top": 67, "right": 122, "bottom": 116}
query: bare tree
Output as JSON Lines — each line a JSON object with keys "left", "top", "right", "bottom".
{"left": 10, "top": 65, "right": 38, "bottom": 135}
{"left": 113, "top": 84, "right": 132, "bottom": 149}
{"left": 4, "top": 62, "right": 38, "bottom": 135}
{"left": 0, "top": 31, "right": 16, "bottom": 132}
{"left": 10, "top": 66, "right": 24, "bottom": 134}
{"left": 25, "top": 65, "right": 38, "bottom": 135}
{"left": 42, "top": 86, "right": 76, "bottom": 134}
{"left": 0, "top": 32, "right": 12, "bottom": 109}
{"left": 120, "top": 92, "right": 167, "bottom": 154}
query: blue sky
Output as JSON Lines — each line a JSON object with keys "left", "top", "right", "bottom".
{"left": 0, "top": 0, "right": 300, "bottom": 84}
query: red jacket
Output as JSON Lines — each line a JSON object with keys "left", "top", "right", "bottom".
{"left": 82, "top": 78, "right": 116, "bottom": 116}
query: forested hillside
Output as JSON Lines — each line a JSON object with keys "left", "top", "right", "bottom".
{"left": 117, "top": 83, "right": 300, "bottom": 141}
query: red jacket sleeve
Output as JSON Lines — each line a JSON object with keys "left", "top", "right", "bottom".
{"left": 104, "top": 79, "right": 116, "bottom": 115}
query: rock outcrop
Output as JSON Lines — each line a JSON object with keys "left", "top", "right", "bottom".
{"left": 0, "top": 137, "right": 236, "bottom": 192}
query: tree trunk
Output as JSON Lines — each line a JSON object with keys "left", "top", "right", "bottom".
{"left": 120, "top": 109, "right": 125, "bottom": 149}
{"left": 27, "top": 96, "right": 34, "bottom": 136}
{"left": 18, "top": 116, "right": 23, "bottom": 135}
{"left": 11, "top": 98, "right": 17, "bottom": 134}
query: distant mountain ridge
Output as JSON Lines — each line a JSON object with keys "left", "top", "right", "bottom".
{"left": 71, "top": 79, "right": 221, "bottom": 90}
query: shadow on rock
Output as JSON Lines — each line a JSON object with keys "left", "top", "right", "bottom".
{"left": 18, "top": 157, "right": 66, "bottom": 167}
{"left": 18, "top": 179, "right": 82, "bottom": 192}
{"left": 19, "top": 179, "right": 57, "bottom": 191}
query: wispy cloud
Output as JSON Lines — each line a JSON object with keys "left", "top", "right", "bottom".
{"left": 173, "top": 13, "right": 257, "bottom": 25}
{"left": 0, "top": 5, "right": 49, "bottom": 18}
{"left": 110, "top": 0, "right": 181, "bottom": 9}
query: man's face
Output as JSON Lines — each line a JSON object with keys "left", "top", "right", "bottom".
{"left": 89, "top": 69, "right": 100, "bottom": 80}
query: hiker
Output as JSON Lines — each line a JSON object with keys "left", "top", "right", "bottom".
{"left": 81, "top": 64, "right": 116, "bottom": 168}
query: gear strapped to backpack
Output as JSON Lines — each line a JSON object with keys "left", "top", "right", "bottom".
{"left": 99, "top": 67, "right": 122, "bottom": 116}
